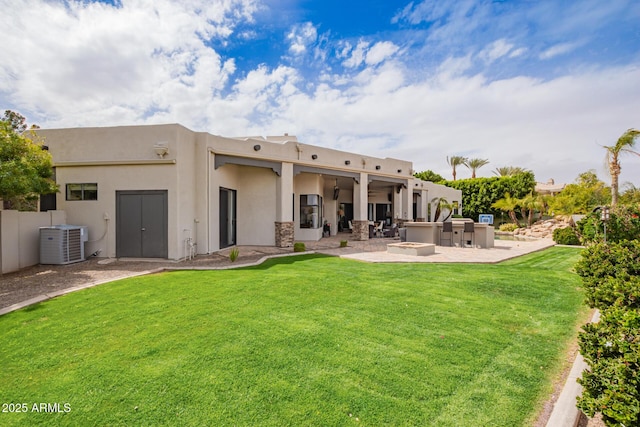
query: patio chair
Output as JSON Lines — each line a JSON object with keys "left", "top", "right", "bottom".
{"left": 383, "top": 223, "right": 398, "bottom": 238}
{"left": 463, "top": 222, "right": 475, "bottom": 248}
{"left": 440, "top": 221, "right": 453, "bottom": 246}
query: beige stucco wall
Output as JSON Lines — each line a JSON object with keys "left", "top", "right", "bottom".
{"left": 0, "top": 210, "right": 66, "bottom": 273}
{"left": 237, "top": 166, "right": 277, "bottom": 246}
{"left": 54, "top": 164, "right": 177, "bottom": 258}
{"left": 36, "top": 123, "right": 460, "bottom": 259}
{"left": 40, "top": 125, "right": 191, "bottom": 259}
{"left": 207, "top": 161, "right": 279, "bottom": 249}
{"left": 174, "top": 125, "right": 199, "bottom": 259}
{"left": 415, "top": 180, "right": 463, "bottom": 221}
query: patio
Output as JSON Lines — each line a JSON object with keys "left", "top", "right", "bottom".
{"left": 302, "top": 233, "right": 556, "bottom": 263}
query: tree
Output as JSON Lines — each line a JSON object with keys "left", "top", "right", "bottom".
{"left": 492, "top": 192, "right": 520, "bottom": 224}
{"left": 620, "top": 182, "right": 640, "bottom": 206}
{"left": 604, "top": 128, "right": 640, "bottom": 207}
{"left": 0, "top": 121, "right": 57, "bottom": 209}
{"left": 464, "top": 158, "right": 489, "bottom": 178}
{"left": 2, "top": 110, "right": 39, "bottom": 133}
{"left": 446, "top": 155, "right": 467, "bottom": 181}
{"left": 414, "top": 170, "right": 445, "bottom": 183}
{"left": 518, "top": 192, "right": 546, "bottom": 226}
{"left": 431, "top": 197, "right": 453, "bottom": 222}
{"left": 493, "top": 166, "right": 529, "bottom": 176}
{"left": 548, "top": 170, "right": 610, "bottom": 215}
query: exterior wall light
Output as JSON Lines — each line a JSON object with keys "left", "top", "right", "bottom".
{"left": 375, "top": 165, "right": 381, "bottom": 170}
{"left": 397, "top": 169, "right": 402, "bottom": 173}
{"left": 153, "top": 142, "right": 169, "bottom": 158}
{"left": 345, "top": 160, "right": 350, "bottom": 165}
{"left": 312, "top": 154, "right": 318, "bottom": 160}
{"left": 253, "top": 144, "right": 261, "bottom": 151}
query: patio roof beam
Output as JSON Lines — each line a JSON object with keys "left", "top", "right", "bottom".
{"left": 293, "top": 165, "right": 360, "bottom": 183}
{"left": 368, "top": 175, "right": 408, "bottom": 185}
{"left": 214, "top": 155, "right": 282, "bottom": 176}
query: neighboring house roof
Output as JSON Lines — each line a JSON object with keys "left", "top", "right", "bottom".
{"left": 535, "top": 179, "right": 566, "bottom": 195}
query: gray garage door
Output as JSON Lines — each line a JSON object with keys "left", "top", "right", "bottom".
{"left": 116, "top": 190, "right": 168, "bottom": 258}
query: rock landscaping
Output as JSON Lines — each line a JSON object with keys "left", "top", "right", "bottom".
{"left": 512, "top": 217, "right": 573, "bottom": 239}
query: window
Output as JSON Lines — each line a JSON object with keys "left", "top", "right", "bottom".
{"left": 300, "top": 194, "right": 322, "bottom": 228}
{"left": 66, "top": 183, "right": 98, "bottom": 201}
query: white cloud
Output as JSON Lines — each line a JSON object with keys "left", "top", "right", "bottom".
{"left": 341, "top": 40, "right": 369, "bottom": 68}
{"left": 509, "top": 47, "right": 527, "bottom": 58}
{"left": 1, "top": 0, "right": 639, "bottom": 188}
{"left": 478, "top": 39, "right": 514, "bottom": 63}
{"left": 365, "top": 41, "right": 400, "bottom": 66}
{"left": 0, "top": 0, "right": 256, "bottom": 125}
{"left": 269, "top": 65, "right": 640, "bottom": 185}
{"left": 539, "top": 41, "right": 581, "bottom": 60}
{"left": 286, "top": 22, "right": 318, "bottom": 55}
{"left": 436, "top": 55, "right": 474, "bottom": 81}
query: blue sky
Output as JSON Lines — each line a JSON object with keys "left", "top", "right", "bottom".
{"left": 1, "top": 0, "right": 639, "bottom": 185}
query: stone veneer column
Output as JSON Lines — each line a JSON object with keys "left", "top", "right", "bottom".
{"left": 275, "top": 221, "right": 294, "bottom": 247}
{"left": 352, "top": 220, "right": 369, "bottom": 241}
{"left": 353, "top": 172, "right": 369, "bottom": 241}
{"left": 275, "top": 162, "right": 294, "bottom": 248}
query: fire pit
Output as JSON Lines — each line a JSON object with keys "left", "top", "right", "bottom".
{"left": 387, "top": 242, "right": 435, "bottom": 256}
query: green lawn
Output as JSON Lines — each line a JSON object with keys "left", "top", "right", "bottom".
{"left": 0, "top": 247, "right": 587, "bottom": 426}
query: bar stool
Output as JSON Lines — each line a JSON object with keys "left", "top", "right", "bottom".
{"left": 463, "top": 222, "right": 475, "bottom": 248}
{"left": 440, "top": 221, "right": 453, "bottom": 246}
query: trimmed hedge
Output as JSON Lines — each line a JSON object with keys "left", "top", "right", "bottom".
{"left": 443, "top": 172, "right": 535, "bottom": 222}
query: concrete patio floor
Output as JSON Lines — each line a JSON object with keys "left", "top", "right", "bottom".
{"left": 301, "top": 233, "right": 556, "bottom": 263}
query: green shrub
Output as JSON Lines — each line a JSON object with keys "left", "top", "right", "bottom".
{"left": 578, "top": 306, "right": 640, "bottom": 426}
{"left": 229, "top": 247, "right": 239, "bottom": 262}
{"left": 340, "top": 240, "right": 348, "bottom": 248}
{"left": 499, "top": 223, "right": 519, "bottom": 232}
{"left": 552, "top": 227, "right": 580, "bottom": 245}
{"left": 575, "top": 241, "right": 640, "bottom": 308}
{"left": 576, "top": 205, "right": 640, "bottom": 245}
{"left": 576, "top": 240, "right": 640, "bottom": 425}
{"left": 293, "top": 242, "right": 306, "bottom": 252}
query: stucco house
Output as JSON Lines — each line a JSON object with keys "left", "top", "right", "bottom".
{"left": 37, "top": 124, "right": 461, "bottom": 260}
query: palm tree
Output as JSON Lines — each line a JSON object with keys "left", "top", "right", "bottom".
{"left": 465, "top": 158, "right": 489, "bottom": 178}
{"left": 430, "top": 197, "right": 454, "bottom": 222}
{"left": 447, "top": 156, "right": 467, "bottom": 181}
{"left": 604, "top": 128, "right": 640, "bottom": 207}
{"left": 491, "top": 192, "right": 520, "bottom": 224}
{"left": 518, "top": 192, "right": 546, "bottom": 226}
{"left": 492, "top": 166, "right": 528, "bottom": 177}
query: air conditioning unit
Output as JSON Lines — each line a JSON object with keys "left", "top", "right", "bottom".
{"left": 40, "top": 225, "right": 89, "bottom": 265}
